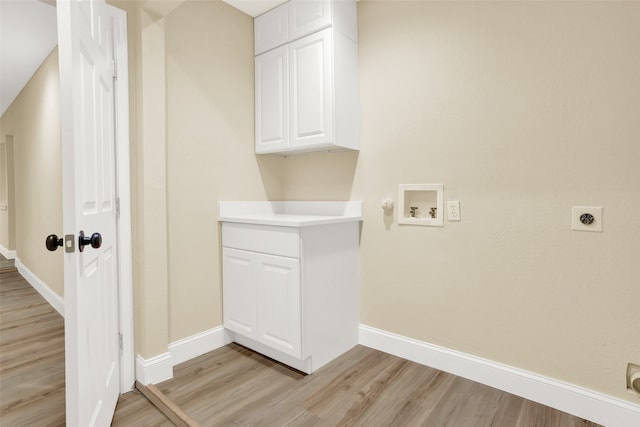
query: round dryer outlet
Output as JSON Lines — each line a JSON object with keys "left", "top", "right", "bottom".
{"left": 626, "top": 363, "right": 640, "bottom": 397}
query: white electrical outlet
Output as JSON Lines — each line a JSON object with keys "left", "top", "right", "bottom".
{"left": 571, "top": 206, "right": 603, "bottom": 232}
{"left": 447, "top": 201, "right": 461, "bottom": 221}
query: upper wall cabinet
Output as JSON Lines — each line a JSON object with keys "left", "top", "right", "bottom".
{"left": 254, "top": 0, "right": 359, "bottom": 155}
{"left": 289, "top": 0, "right": 332, "bottom": 42}
{"left": 254, "top": 2, "right": 289, "bottom": 55}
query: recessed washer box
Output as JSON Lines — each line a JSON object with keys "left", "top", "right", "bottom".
{"left": 398, "top": 184, "right": 443, "bottom": 227}
{"left": 571, "top": 206, "right": 603, "bottom": 232}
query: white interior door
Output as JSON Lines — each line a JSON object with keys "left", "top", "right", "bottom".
{"left": 58, "top": 0, "right": 121, "bottom": 425}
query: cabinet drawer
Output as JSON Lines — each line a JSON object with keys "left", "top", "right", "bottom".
{"left": 222, "top": 222, "right": 300, "bottom": 258}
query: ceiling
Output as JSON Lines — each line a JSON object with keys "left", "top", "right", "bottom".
{"left": 0, "top": 0, "right": 286, "bottom": 118}
{"left": 0, "top": 0, "right": 58, "bottom": 117}
{"left": 223, "top": 0, "right": 287, "bottom": 18}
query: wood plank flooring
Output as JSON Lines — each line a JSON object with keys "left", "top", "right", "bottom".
{"left": 111, "top": 389, "right": 174, "bottom": 426}
{"left": 0, "top": 254, "right": 14, "bottom": 270}
{"left": 2, "top": 267, "right": 602, "bottom": 426}
{"left": 0, "top": 267, "right": 65, "bottom": 426}
{"left": 121, "top": 343, "right": 601, "bottom": 427}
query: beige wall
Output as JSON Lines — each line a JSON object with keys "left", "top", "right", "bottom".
{"left": 0, "top": 49, "right": 63, "bottom": 295}
{"left": 111, "top": 0, "right": 283, "bottom": 357}
{"left": 164, "top": 0, "right": 283, "bottom": 342}
{"left": 284, "top": 1, "right": 640, "bottom": 402}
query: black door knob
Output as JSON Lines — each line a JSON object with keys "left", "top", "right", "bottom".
{"left": 46, "top": 234, "right": 64, "bottom": 252}
{"left": 79, "top": 231, "right": 102, "bottom": 252}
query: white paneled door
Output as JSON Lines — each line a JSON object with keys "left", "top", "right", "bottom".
{"left": 58, "top": 0, "right": 124, "bottom": 425}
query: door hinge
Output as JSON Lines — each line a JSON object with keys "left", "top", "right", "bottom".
{"left": 116, "top": 197, "right": 120, "bottom": 220}
{"left": 112, "top": 59, "right": 117, "bottom": 79}
{"left": 118, "top": 332, "right": 123, "bottom": 352}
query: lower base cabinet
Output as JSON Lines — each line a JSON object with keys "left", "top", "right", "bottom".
{"left": 223, "top": 247, "right": 302, "bottom": 358}
{"left": 221, "top": 221, "right": 359, "bottom": 374}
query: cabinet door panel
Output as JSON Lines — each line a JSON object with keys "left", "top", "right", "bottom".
{"left": 289, "top": 0, "right": 331, "bottom": 41}
{"left": 254, "top": 2, "right": 288, "bottom": 55}
{"left": 222, "top": 248, "right": 257, "bottom": 340}
{"left": 256, "top": 254, "right": 301, "bottom": 358}
{"left": 255, "top": 46, "right": 290, "bottom": 153}
{"left": 290, "top": 29, "right": 333, "bottom": 148}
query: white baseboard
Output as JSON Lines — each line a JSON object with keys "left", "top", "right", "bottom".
{"left": 135, "top": 352, "right": 173, "bottom": 386}
{"left": 136, "top": 326, "right": 231, "bottom": 385}
{"left": 359, "top": 324, "right": 640, "bottom": 427}
{"left": 168, "top": 326, "right": 232, "bottom": 366}
{"left": 15, "top": 257, "right": 64, "bottom": 317}
{"left": 0, "top": 244, "right": 16, "bottom": 259}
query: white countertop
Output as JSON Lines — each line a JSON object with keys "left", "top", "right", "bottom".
{"left": 218, "top": 201, "right": 362, "bottom": 227}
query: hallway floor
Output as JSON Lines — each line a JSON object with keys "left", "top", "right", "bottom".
{"left": 0, "top": 267, "right": 65, "bottom": 426}
{"left": 0, "top": 254, "right": 14, "bottom": 270}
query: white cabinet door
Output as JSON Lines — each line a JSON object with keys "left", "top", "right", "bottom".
{"left": 290, "top": 28, "right": 334, "bottom": 149}
{"left": 289, "top": 0, "right": 331, "bottom": 41}
{"left": 255, "top": 46, "right": 290, "bottom": 154}
{"left": 222, "top": 248, "right": 257, "bottom": 340}
{"left": 254, "top": 1, "right": 289, "bottom": 55}
{"left": 256, "top": 253, "right": 301, "bottom": 358}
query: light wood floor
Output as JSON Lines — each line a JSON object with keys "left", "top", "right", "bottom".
{"left": 0, "top": 254, "right": 14, "bottom": 270}
{"left": 2, "top": 268, "right": 601, "bottom": 426}
{"left": 0, "top": 267, "right": 65, "bottom": 426}
{"left": 114, "top": 343, "right": 601, "bottom": 427}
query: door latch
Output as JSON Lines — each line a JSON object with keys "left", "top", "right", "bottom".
{"left": 65, "top": 234, "right": 75, "bottom": 253}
